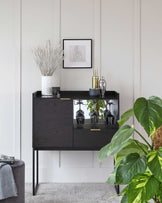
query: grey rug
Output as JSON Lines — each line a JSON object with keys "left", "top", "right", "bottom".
{"left": 25, "top": 183, "right": 121, "bottom": 203}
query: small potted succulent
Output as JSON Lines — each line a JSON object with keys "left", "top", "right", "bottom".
{"left": 99, "top": 96, "right": 162, "bottom": 203}
{"left": 33, "top": 40, "right": 62, "bottom": 96}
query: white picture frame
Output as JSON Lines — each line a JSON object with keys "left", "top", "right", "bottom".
{"left": 63, "top": 39, "right": 92, "bottom": 69}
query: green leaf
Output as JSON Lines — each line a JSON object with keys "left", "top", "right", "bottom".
{"left": 147, "top": 148, "right": 162, "bottom": 182}
{"left": 119, "top": 186, "right": 129, "bottom": 203}
{"left": 100, "top": 115, "right": 104, "bottom": 120}
{"left": 158, "top": 147, "right": 162, "bottom": 157}
{"left": 121, "top": 193, "right": 128, "bottom": 203}
{"left": 106, "top": 165, "right": 119, "bottom": 184}
{"left": 118, "top": 109, "right": 134, "bottom": 127}
{"left": 100, "top": 109, "right": 103, "bottom": 113}
{"left": 134, "top": 96, "right": 162, "bottom": 136}
{"left": 119, "top": 185, "right": 129, "bottom": 195}
{"left": 157, "top": 183, "right": 162, "bottom": 202}
{"left": 106, "top": 162, "right": 122, "bottom": 184}
{"left": 150, "top": 96, "right": 162, "bottom": 108}
{"left": 128, "top": 172, "right": 160, "bottom": 203}
{"left": 116, "top": 153, "right": 147, "bottom": 184}
{"left": 115, "top": 139, "right": 148, "bottom": 166}
{"left": 112, "top": 125, "right": 134, "bottom": 142}
{"left": 99, "top": 125, "right": 134, "bottom": 161}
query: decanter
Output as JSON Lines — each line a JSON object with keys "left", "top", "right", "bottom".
{"left": 99, "top": 76, "right": 106, "bottom": 98}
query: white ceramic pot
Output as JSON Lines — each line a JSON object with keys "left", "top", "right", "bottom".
{"left": 41, "top": 76, "right": 52, "bottom": 96}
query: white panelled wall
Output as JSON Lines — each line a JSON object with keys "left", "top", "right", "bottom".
{"left": 0, "top": 0, "right": 162, "bottom": 183}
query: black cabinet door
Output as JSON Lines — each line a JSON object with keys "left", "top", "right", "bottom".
{"left": 74, "top": 126, "right": 117, "bottom": 149}
{"left": 33, "top": 98, "right": 73, "bottom": 148}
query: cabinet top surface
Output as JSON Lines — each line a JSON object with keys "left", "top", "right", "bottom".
{"left": 33, "top": 91, "right": 119, "bottom": 100}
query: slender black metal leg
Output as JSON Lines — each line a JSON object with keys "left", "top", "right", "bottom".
{"left": 115, "top": 185, "right": 120, "bottom": 195}
{"left": 33, "top": 149, "right": 35, "bottom": 195}
{"left": 33, "top": 149, "right": 39, "bottom": 196}
{"left": 36, "top": 150, "right": 39, "bottom": 185}
{"left": 114, "top": 159, "right": 120, "bottom": 195}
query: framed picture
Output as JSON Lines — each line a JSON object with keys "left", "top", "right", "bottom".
{"left": 63, "top": 39, "right": 92, "bottom": 69}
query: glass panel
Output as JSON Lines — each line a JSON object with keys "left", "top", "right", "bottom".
{"left": 73, "top": 99, "right": 118, "bottom": 128}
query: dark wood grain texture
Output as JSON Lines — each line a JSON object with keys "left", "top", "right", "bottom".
{"left": 33, "top": 91, "right": 119, "bottom": 150}
{"left": 33, "top": 98, "right": 73, "bottom": 148}
{"left": 32, "top": 91, "right": 120, "bottom": 196}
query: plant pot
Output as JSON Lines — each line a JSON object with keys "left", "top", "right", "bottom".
{"left": 41, "top": 76, "right": 53, "bottom": 96}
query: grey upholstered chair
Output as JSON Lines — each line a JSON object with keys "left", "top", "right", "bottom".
{"left": 0, "top": 160, "right": 25, "bottom": 203}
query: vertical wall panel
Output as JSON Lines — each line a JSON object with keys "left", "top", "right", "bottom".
{"left": 141, "top": 0, "right": 162, "bottom": 97}
{"left": 101, "top": 0, "right": 134, "bottom": 116}
{"left": 61, "top": 151, "right": 93, "bottom": 168}
{"left": 22, "top": 0, "right": 134, "bottom": 182}
{"left": 0, "top": 1, "right": 19, "bottom": 156}
{"left": 60, "top": 0, "right": 94, "bottom": 90}
{"left": 3, "top": 0, "right": 162, "bottom": 183}
{"left": 21, "top": 0, "right": 60, "bottom": 182}
{"left": 60, "top": 0, "right": 105, "bottom": 181}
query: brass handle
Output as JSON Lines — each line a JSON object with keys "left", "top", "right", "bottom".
{"left": 90, "top": 129, "right": 101, "bottom": 131}
{"left": 60, "top": 98, "right": 71, "bottom": 100}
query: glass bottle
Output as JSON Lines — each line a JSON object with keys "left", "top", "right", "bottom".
{"left": 99, "top": 76, "right": 106, "bottom": 98}
{"left": 92, "top": 70, "right": 99, "bottom": 89}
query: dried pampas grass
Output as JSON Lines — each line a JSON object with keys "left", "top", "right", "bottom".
{"left": 33, "top": 40, "right": 63, "bottom": 76}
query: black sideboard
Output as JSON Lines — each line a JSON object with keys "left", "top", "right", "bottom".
{"left": 32, "top": 91, "right": 119, "bottom": 195}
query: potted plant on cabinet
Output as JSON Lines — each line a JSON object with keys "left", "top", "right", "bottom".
{"left": 99, "top": 96, "right": 162, "bottom": 203}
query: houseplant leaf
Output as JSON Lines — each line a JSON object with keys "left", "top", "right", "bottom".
{"left": 116, "top": 153, "right": 147, "bottom": 184}
{"left": 121, "top": 193, "right": 128, "bottom": 203}
{"left": 158, "top": 147, "right": 162, "bottom": 156}
{"left": 99, "top": 125, "right": 134, "bottom": 161}
{"left": 115, "top": 139, "right": 148, "bottom": 166}
{"left": 128, "top": 172, "right": 160, "bottom": 203}
{"left": 147, "top": 147, "right": 162, "bottom": 182}
{"left": 120, "top": 186, "right": 129, "bottom": 203}
{"left": 134, "top": 96, "right": 162, "bottom": 136}
{"left": 157, "top": 183, "right": 162, "bottom": 202}
{"left": 120, "top": 185, "right": 129, "bottom": 195}
{"left": 106, "top": 164, "right": 119, "bottom": 184}
{"left": 150, "top": 96, "right": 162, "bottom": 108}
{"left": 118, "top": 108, "right": 134, "bottom": 127}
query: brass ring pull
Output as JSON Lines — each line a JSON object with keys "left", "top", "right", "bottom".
{"left": 60, "top": 98, "right": 71, "bottom": 100}
{"left": 90, "top": 129, "right": 101, "bottom": 131}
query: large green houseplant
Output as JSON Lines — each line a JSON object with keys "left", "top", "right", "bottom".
{"left": 99, "top": 96, "right": 162, "bottom": 203}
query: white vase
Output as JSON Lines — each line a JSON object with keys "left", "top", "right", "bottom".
{"left": 41, "top": 76, "right": 53, "bottom": 96}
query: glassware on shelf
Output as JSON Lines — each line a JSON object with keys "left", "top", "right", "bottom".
{"left": 90, "top": 110, "right": 98, "bottom": 124}
{"left": 89, "top": 100, "right": 99, "bottom": 125}
{"left": 99, "top": 76, "right": 106, "bottom": 98}
{"left": 104, "top": 101, "right": 114, "bottom": 126}
{"left": 104, "top": 107, "right": 110, "bottom": 124}
{"left": 76, "top": 100, "right": 85, "bottom": 128}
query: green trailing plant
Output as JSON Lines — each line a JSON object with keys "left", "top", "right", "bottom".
{"left": 99, "top": 96, "right": 162, "bottom": 203}
{"left": 87, "top": 100, "right": 106, "bottom": 119}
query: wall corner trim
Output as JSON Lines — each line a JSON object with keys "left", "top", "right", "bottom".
{"left": 133, "top": 0, "right": 141, "bottom": 101}
{"left": 94, "top": 0, "right": 101, "bottom": 76}
{"left": 13, "top": 0, "right": 21, "bottom": 159}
